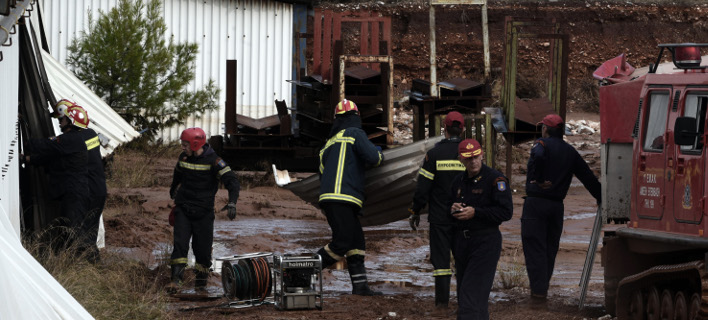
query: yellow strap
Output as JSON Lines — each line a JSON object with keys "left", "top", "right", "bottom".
{"left": 346, "top": 249, "right": 365, "bottom": 257}
{"left": 418, "top": 168, "right": 434, "bottom": 180}
{"left": 171, "top": 257, "right": 188, "bottom": 265}
{"left": 324, "top": 244, "right": 344, "bottom": 261}
{"left": 179, "top": 161, "right": 211, "bottom": 171}
{"left": 217, "top": 166, "right": 232, "bottom": 177}
{"left": 433, "top": 269, "right": 453, "bottom": 276}
{"left": 85, "top": 136, "right": 100, "bottom": 150}
{"left": 319, "top": 193, "right": 363, "bottom": 207}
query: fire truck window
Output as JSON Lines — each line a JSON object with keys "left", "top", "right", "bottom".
{"left": 680, "top": 93, "right": 707, "bottom": 153}
{"left": 643, "top": 92, "right": 670, "bottom": 152}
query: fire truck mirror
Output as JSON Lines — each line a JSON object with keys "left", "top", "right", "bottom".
{"left": 674, "top": 116, "right": 699, "bottom": 146}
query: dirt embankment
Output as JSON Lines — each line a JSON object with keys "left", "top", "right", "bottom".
{"left": 323, "top": 1, "right": 708, "bottom": 109}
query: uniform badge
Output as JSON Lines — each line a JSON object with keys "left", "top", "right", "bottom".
{"left": 497, "top": 181, "right": 507, "bottom": 191}
{"left": 218, "top": 159, "right": 227, "bottom": 168}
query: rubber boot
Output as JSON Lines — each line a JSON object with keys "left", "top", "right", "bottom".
{"left": 195, "top": 270, "right": 209, "bottom": 292}
{"left": 434, "top": 275, "right": 451, "bottom": 308}
{"left": 346, "top": 255, "right": 382, "bottom": 296}
{"left": 166, "top": 264, "right": 185, "bottom": 293}
{"left": 317, "top": 247, "right": 339, "bottom": 269}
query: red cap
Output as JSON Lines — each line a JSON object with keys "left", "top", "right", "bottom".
{"left": 458, "top": 139, "right": 483, "bottom": 158}
{"left": 443, "top": 111, "right": 464, "bottom": 127}
{"left": 538, "top": 114, "right": 564, "bottom": 128}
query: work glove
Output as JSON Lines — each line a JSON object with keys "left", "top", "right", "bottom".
{"left": 222, "top": 202, "right": 237, "bottom": 220}
{"left": 408, "top": 208, "right": 420, "bottom": 231}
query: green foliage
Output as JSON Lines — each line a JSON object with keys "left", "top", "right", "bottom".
{"left": 66, "top": 0, "right": 219, "bottom": 136}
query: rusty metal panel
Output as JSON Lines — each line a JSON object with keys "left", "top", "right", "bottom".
{"left": 438, "top": 78, "right": 484, "bottom": 92}
{"left": 344, "top": 65, "right": 380, "bottom": 80}
{"left": 312, "top": 10, "right": 391, "bottom": 83}
{"left": 284, "top": 136, "right": 444, "bottom": 227}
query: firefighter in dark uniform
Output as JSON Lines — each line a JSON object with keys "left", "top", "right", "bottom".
{"left": 56, "top": 100, "right": 106, "bottom": 263}
{"left": 449, "top": 139, "right": 513, "bottom": 320}
{"left": 168, "top": 127, "right": 240, "bottom": 292}
{"left": 25, "top": 103, "right": 89, "bottom": 252}
{"left": 315, "top": 99, "right": 384, "bottom": 296}
{"left": 408, "top": 111, "right": 466, "bottom": 308}
{"left": 521, "top": 114, "right": 601, "bottom": 303}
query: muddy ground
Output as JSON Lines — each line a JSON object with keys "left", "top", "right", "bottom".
{"left": 105, "top": 111, "right": 606, "bottom": 320}
{"left": 102, "top": 1, "right": 708, "bottom": 319}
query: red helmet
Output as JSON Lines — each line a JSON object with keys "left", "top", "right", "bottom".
{"left": 335, "top": 99, "right": 358, "bottom": 115}
{"left": 55, "top": 99, "right": 75, "bottom": 118}
{"left": 65, "top": 105, "right": 90, "bottom": 129}
{"left": 180, "top": 127, "right": 207, "bottom": 152}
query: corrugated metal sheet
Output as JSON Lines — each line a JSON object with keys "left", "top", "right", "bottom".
{"left": 42, "top": 50, "right": 140, "bottom": 156}
{"left": 283, "top": 136, "right": 444, "bottom": 227}
{"left": 0, "top": 31, "right": 22, "bottom": 238}
{"left": 40, "top": 0, "right": 293, "bottom": 140}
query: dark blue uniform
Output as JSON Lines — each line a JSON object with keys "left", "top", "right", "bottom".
{"left": 169, "top": 144, "right": 240, "bottom": 274}
{"left": 316, "top": 115, "right": 383, "bottom": 264}
{"left": 450, "top": 164, "right": 513, "bottom": 320}
{"left": 78, "top": 128, "right": 106, "bottom": 261}
{"left": 30, "top": 130, "right": 88, "bottom": 233}
{"left": 315, "top": 114, "right": 383, "bottom": 295}
{"left": 411, "top": 137, "right": 464, "bottom": 305}
{"left": 521, "top": 136, "right": 601, "bottom": 297}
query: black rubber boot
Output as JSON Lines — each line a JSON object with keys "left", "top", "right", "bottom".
{"left": 347, "top": 255, "right": 382, "bottom": 296}
{"left": 434, "top": 276, "right": 451, "bottom": 307}
{"left": 166, "top": 264, "right": 185, "bottom": 293}
{"left": 317, "top": 247, "right": 339, "bottom": 268}
{"left": 195, "top": 270, "right": 209, "bottom": 292}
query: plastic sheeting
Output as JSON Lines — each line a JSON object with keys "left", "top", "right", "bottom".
{"left": 0, "top": 206, "right": 94, "bottom": 319}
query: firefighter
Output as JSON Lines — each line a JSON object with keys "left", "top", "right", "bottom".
{"left": 408, "top": 111, "right": 466, "bottom": 308}
{"left": 55, "top": 100, "right": 106, "bottom": 263}
{"left": 25, "top": 102, "right": 89, "bottom": 252}
{"left": 521, "top": 114, "right": 601, "bottom": 305}
{"left": 315, "top": 99, "right": 384, "bottom": 296}
{"left": 449, "top": 139, "right": 513, "bottom": 320}
{"left": 168, "top": 127, "right": 240, "bottom": 292}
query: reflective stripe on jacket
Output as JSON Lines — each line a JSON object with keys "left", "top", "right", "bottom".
{"left": 318, "top": 127, "right": 383, "bottom": 207}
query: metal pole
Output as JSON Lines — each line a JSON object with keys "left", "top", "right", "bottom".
{"left": 481, "top": 1, "right": 490, "bottom": 81}
{"left": 0, "top": 0, "right": 31, "bottom": 46}
{"left": 429, "top": 1, "right": 438, "bottom": 98}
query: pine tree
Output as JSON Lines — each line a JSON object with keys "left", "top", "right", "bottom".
{"left": 66, "top": 0, "right": 219, "bottom": 136}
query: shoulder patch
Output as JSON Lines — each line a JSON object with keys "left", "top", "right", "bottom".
{"left": 216, "top": 158, "right": 227, "bottom": 168}
{"left": 494, "top": 177, "right": 508, "bottom": 192}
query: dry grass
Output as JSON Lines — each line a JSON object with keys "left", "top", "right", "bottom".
{"left": 496, "top": 245, "right": 528, "bottom": 290}
{"left": 106, "top": 142, "right": 180, "bottom": 189}
{"left": 24, "top": 233, "right": 173, "bottom": 319}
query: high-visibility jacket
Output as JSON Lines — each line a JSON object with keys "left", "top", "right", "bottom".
{"left": 411, "top": 137, "right": 464, "bottom": 225}
{"left": 318, "top": 127, "right": 383, "bottom": 208}
{"left": 170, "top": 145, "right": 240, "bottom": 212}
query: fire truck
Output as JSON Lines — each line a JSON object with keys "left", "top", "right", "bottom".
{"left": 598, "top": 44, "right": 708, "bottom": 319}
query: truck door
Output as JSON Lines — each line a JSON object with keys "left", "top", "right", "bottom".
{"left": 672, "top": 92, "right": 707, "bottom": 224}
{"left": 637, "top": 90, "right": 670, "bottom": 220}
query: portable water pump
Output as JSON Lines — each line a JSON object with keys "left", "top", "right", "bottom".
{"left": 272, "top": 253, "right": 323, "bottom": 310}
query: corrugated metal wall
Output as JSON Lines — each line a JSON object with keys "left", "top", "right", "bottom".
{"left": 0, "top": 31, "right": 22, "bottom": 238}
{"left": 40, "top": 0, "right": 293, "bottom": 140}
